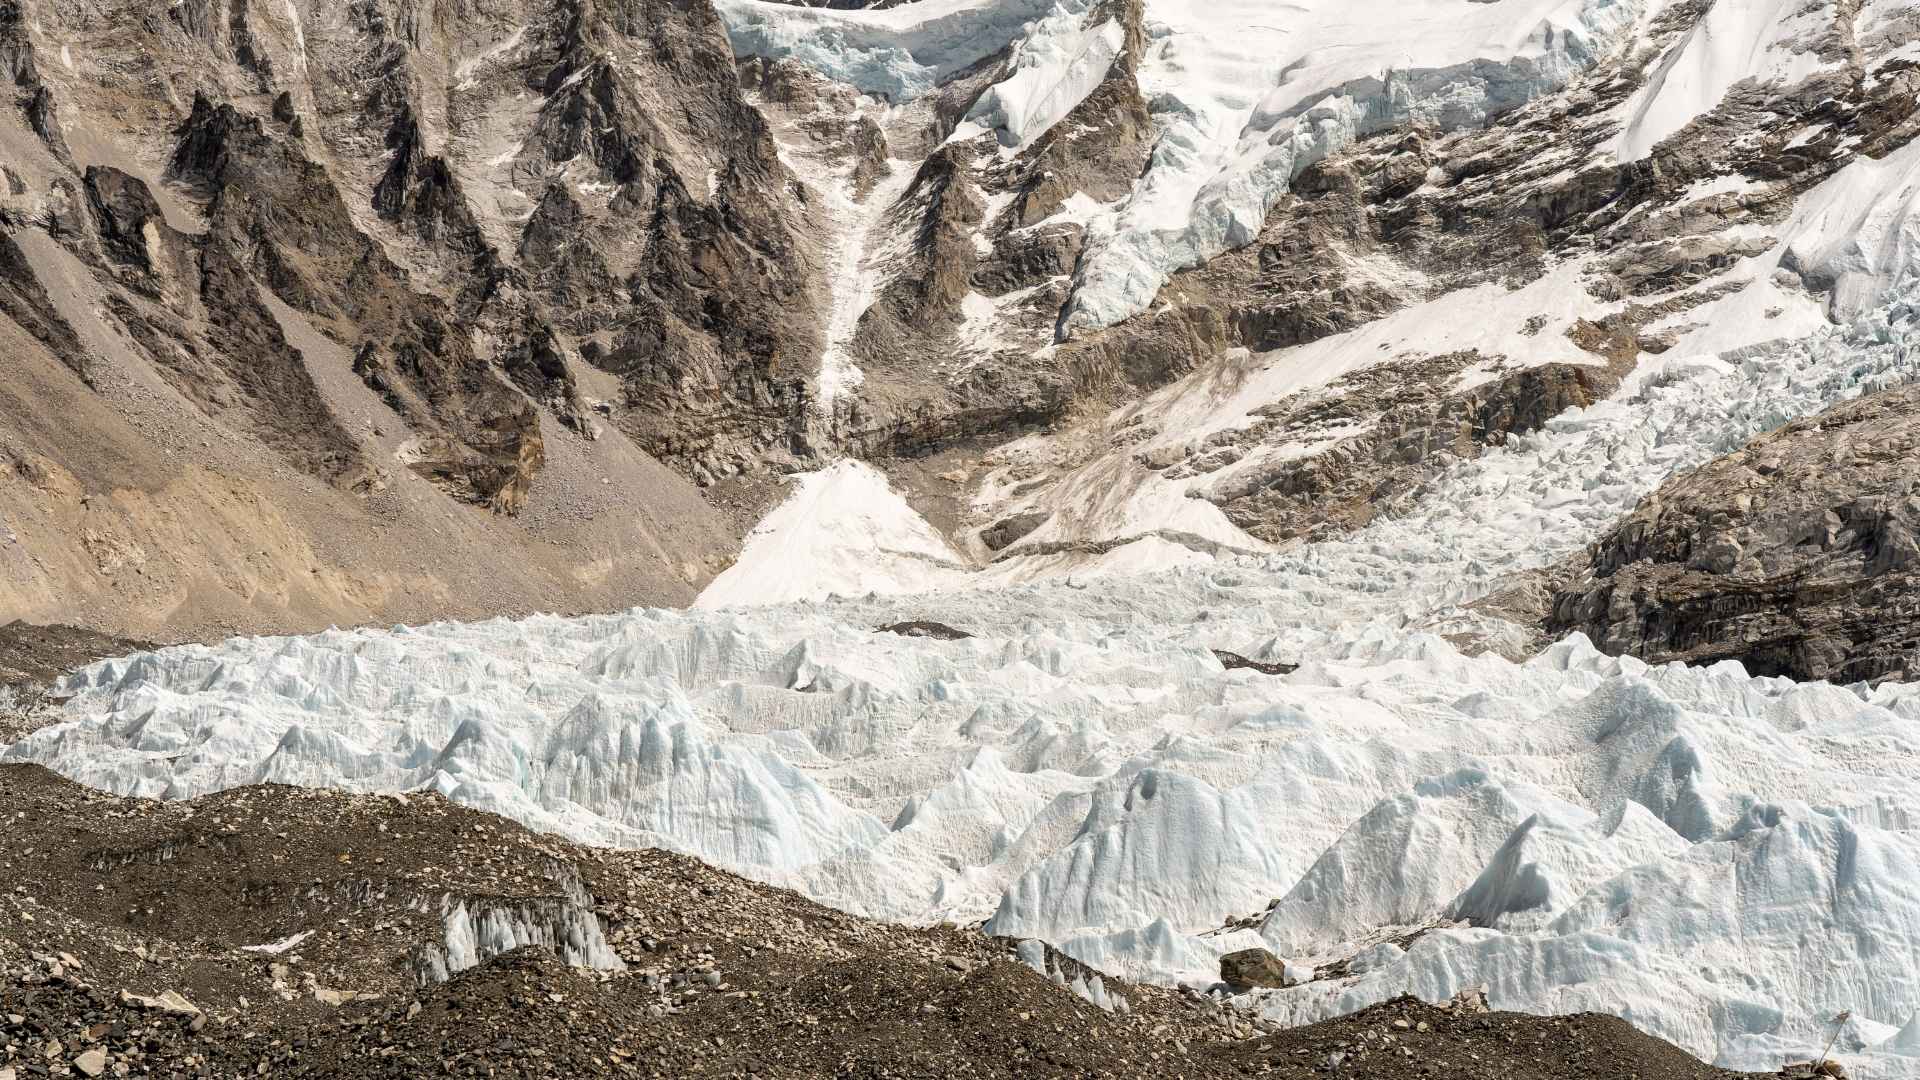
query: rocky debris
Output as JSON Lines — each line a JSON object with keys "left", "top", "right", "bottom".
{"left": 1217, "top": 948, "right": 1289, "bottom": 990}
{"left": 1774, "top": 1053, "right": 1850, "bottom": 1068}
{"left": 1211, "top": 652, "right": 1298, "bottom": 677}
{"left": 1781, "top": 1061, "right": 1851, "bottom": 1079}
{"left": 1203, "top": 994, "right": 1756, "bottom": 1079}
{"left": 0, "top": 764, "right": 1772, "bottom": 1078}
{"left": 0, "top": 622, "right": 149, "bottom": 695}
{"left": 1546, "top": 382, "right": 1920, "bottom": 682}
{"left": 0, "top": 623, "right": 149, "bottom": 741}
{"left": 876, "top": 620, "right": 975, "bottom": 640}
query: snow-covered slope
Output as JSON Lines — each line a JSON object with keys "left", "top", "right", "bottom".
{"left": 695, "top": 460, "right": 970, "bottom": 608}
{"left": 1063, "top": 0, "right": 1644, "bottom": 331}
{"left": 716, "top": 0, "right": 1648, "bottom": 332}
{"left": 1610, "top": 0, "right": 1839, "bottom": 162}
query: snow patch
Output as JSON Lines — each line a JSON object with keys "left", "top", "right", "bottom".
{"left": 1611, "top": 0, "right": 1838, "bottom": 163}
{"left": 696, "top": 460, "right": 971, "bottom": 609}
{"left": 964, "top": 4, "right": 1125, "bottom": 150}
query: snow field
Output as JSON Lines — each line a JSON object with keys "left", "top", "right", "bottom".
{"left": 694, "top": 460, "right": 971, "bottom": 608}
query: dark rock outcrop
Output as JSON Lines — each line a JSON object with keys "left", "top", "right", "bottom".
{"left": 1547, "top": 383, "right": 1920, "bottom": 684}
{"left": 81, "top": 166, "right": 166, "bottom": 273}
{"left": 169, "top": 92, "right": 540, "bottom": 511}
{"left": 1212, "top": 651, "right": 1297, "bottom": 677}
{"left": 876, "top": 620, "right": 974, "bottom": 640}
{"left": 0, "top": 230, "right": 88, "bottom": 380}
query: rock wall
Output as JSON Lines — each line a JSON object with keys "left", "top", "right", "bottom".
{"left": 1548, "top": 383, "right": 1920, "bottom": 683}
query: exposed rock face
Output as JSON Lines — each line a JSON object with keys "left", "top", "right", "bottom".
{"left": 0, "top": 0, "right": 751, "bottom": 638}
{"left": 1547, "top": 383, "right": 1920, "bottom": 684}
{"left": 4, "top": 0, "right": 1919, "bottom": 640}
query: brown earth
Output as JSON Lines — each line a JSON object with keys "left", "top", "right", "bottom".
{"left": 0, "top": 763, "right": 1778, "bottom": 1080}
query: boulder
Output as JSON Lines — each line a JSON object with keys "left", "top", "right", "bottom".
{"left": 1219, "top": 948, "right": 1290, "bottom": 990}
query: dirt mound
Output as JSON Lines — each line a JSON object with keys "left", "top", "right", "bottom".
{"left": 0, "top": 765, "right": 1772, "bottom": 1079}
{"left": 0, "top": 621, "right": 147, "bottom": 693}
{"left": 0, "top": 622, "right": 149, "bottom": 743}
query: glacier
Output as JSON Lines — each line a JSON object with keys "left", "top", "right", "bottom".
{"left": 10, "top": 19, "right": 1920, "bottom": 1077}
{"left": 10, "top": 259, "right": 1920, "bottom": 1069}
{"left": 715, "top": 0, "right": 1063, "bottom": 102}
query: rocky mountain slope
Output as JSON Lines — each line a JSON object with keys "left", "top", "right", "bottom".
{"left": 0, "top": 0, "right": 813, "bottom": 639}
{"left": 3, "top": 0, "right": 1918, "bottom": 652}
{"left": 1545, "top": 381, "right": 1920, "bottom": 683}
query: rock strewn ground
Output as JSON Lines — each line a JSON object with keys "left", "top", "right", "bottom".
{"left": 0, "top": 764, "right": 1773, "bottom": 1079}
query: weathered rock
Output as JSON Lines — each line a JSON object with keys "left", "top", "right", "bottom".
{"left": 1212, "top": 651, "right": 1297, "bottom": 677}
{"left": 876, "top": 621, "right": 974, "bottom": 641}
{"left": 118, "top": 988, "right": 200, "bottom": 1017}
{"left": 1547, "top": 382, "right": 1920, "bottom": 683}
{"left": 1218, "top": 948, "right": 1290, "bottom": 990}
{"left": 72, "top": 1047, "right": 107, "bottom": 1077}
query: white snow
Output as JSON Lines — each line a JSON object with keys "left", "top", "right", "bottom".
{"left": 811, "top": 154, "right": 914, "bottom": 407}
{"left": 1778, "top": 135, "right": 1920, "bottom": 322}
{"left": 760, "top": 87, "right": 910, "bottom": 410}
{"left": 962, "top": 3, "right": 1125, "bottom": 150}
{"left": 1611, "top": 0, "right": 1838, "bottom": 163}
{"left": 695, "top": 460, "right": 971, "bottom": 609}
{"left": 1678, "top": 172, "right": 1764, "bottom": 202}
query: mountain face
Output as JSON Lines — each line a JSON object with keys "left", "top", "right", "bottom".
{"left": 1, "top": 0, "right": 822, "bottom": 638}
{"left": 1545, "top": 380, "right": 1920, "bottom": 684}
{"left": 7, "top": 2, "right": 1920, "bottom": 1074}
{"left": 4, "top": 0, "right": 1918, "bottom": 654}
